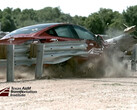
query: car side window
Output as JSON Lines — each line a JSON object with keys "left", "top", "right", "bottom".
{"left": 54, "top": 26, "right": 76, "bottom": 38}
{"left": 46, "top": 29, "right": 57, "bottom": 36}
{"left": 73, "top": 25, "right": 95, "bottom": 40}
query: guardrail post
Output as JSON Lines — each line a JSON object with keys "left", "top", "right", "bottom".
{"left": 131, "top": 44, "right": 137, "bottom": 71}
{"left": 7, "top": 44, "right": 14, "bottom": 82}
{"left": 35, "top": 44, "right": 44, "bottom": 79}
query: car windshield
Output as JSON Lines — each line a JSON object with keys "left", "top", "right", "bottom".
{"left": 3, "top": 23, "right": 59, "bottom": 39}
{"left": 73, "top": 25, "right": 95, "bottom": 40}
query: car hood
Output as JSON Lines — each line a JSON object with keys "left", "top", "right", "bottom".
{"left": 0, "top": 34, "right": 36, "bottom": 45}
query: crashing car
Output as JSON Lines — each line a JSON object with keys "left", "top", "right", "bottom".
{"left": 0, "top": 23, "right": 106, "bottom": 48}
{"left": 0, "top": 23, "right": 136, "bottom": 64}
{"left": 0, "top": 23, "right": 107, "bottom": 57}
{"left": 0, "top": 23, "right": 137, "bottom": 77}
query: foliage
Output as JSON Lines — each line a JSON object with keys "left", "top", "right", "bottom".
{"left": 123, "top": 5, "right": 137, "bottom": 35}
{"left": 0, "top": 6, "right": 137, "bottom": 36}
{"left": 85, "top": 8, "right": 125, "bottom": 35}
{"left": 123, "top": 5, "right": 137, "bottom": 26}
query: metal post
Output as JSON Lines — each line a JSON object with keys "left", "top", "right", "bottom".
{"left": 35, "top": 44, "right": 44, "bottom": 79}
{"left": 131, "top": 44, "right": 137, "bottom": 71}
{"left": 7, "top": 45, "right": 14, "bottom": 82}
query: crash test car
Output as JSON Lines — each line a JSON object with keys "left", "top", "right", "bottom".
{"left": 0, "top": 23, "right": 136, "bottom": 64}
{"left": 0, "top": 23, "right": 106, "bottom": 51}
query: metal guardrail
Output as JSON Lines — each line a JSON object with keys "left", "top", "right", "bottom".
{"left": 1, "top": 40, "right": 136, "bottom": 82}
{"left": 0, "top": 44, "right": 35, "bottom": 66}
{"left": 0, "top": 40, "right": 88, "bottom": 66}
{"left": 0, "top": 40, "right": 88, "bottom": 82}
{"left": 43, "top": 41, "right": 88, "bottom": 64}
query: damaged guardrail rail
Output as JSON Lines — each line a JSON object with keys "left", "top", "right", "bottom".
{"left": 0, "top": 40, "right": 88, "bottom": 82}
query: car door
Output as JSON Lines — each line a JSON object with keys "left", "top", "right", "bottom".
{"left": 72, "top": 25, "right": 103, "bottom": 55}
{"left": 40, "top": 25, "right": 80, "bottom": 42}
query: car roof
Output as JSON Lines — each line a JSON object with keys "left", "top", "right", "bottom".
{"left": 2, "top": 23, "right": 64, "bottom": 39}
{"left": 26, "top": 23, "right": 62, "bottom": 28}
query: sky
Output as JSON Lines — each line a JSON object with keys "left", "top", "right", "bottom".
{"left": 0, "top": 0, "right": 137, "bottom": 16}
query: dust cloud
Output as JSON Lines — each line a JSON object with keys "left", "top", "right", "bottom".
{"left": 43, "top": 48, "right": 130, "bottom": 78}
{"left": 105, "top": 28, "right": 123, "bottom": 39}
{"left": 79, "top": 46, "right": 130, "bottom": 78}
{"left": 0, "top": 50, "right": 131, "bottom": 80}
{"left": 0, "top": 66, "right": 35, "bottom": 81}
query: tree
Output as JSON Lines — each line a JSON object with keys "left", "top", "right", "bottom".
{"left": 85, "top": 12, "right": 105, "bottom": 34}
{"left": 123, "top": 5, "right": 137, "bottom": 35}
{"left": 18, "top": 9, "right": 37, "bottom": 27}
{"left": 0, "top": 9, "right": 2, "bottom": 20}
{"left": 0, "top": 6, "right": 128, "bottom": 34}
{"left": 123, "top": 5, "right": 137, "bottom": 26}
{"left": 36, "top": 7, "right": 60, "bottom": 23}
{"left": 1, "top": 8, "right": 16, "bottom": 31}
{"left": 85, "top": 8, "right": 124, "bottom": 35}
{"left": 1, "top": 17, "right": 16, "bottom": 32}
{"left": 12, "top": 8, "right": 21, "bottom": 27}
{"left": 73, "top": 15, "right": 87, "bottom": 26}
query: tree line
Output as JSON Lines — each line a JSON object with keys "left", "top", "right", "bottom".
{"left": 0, "top": 6, "right": 137, "bottom": 37}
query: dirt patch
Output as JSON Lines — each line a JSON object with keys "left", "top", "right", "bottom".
{"left": 0, "top": 77, "right": 137, "bottom": 110}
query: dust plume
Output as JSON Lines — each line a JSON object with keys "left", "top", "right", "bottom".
{"left": 0, "top": 66, "right": 35, "bottom": 80}
{"left": 105, "top": 28, "right": 123, "bottom": 39}
{"left": 103, "top": 50, "right": 129, "bottom": 78}
{"left": 0, "top": 51, "right": 131, "bottom": 80}
{"left": 76, "top": 47, "right": 130, "bottom": 78}
{"left": 42, "top": 48, "right": 130, "bottom": 78}
{"left": 14, "top": 66, "right": 35, "bottom": 80}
